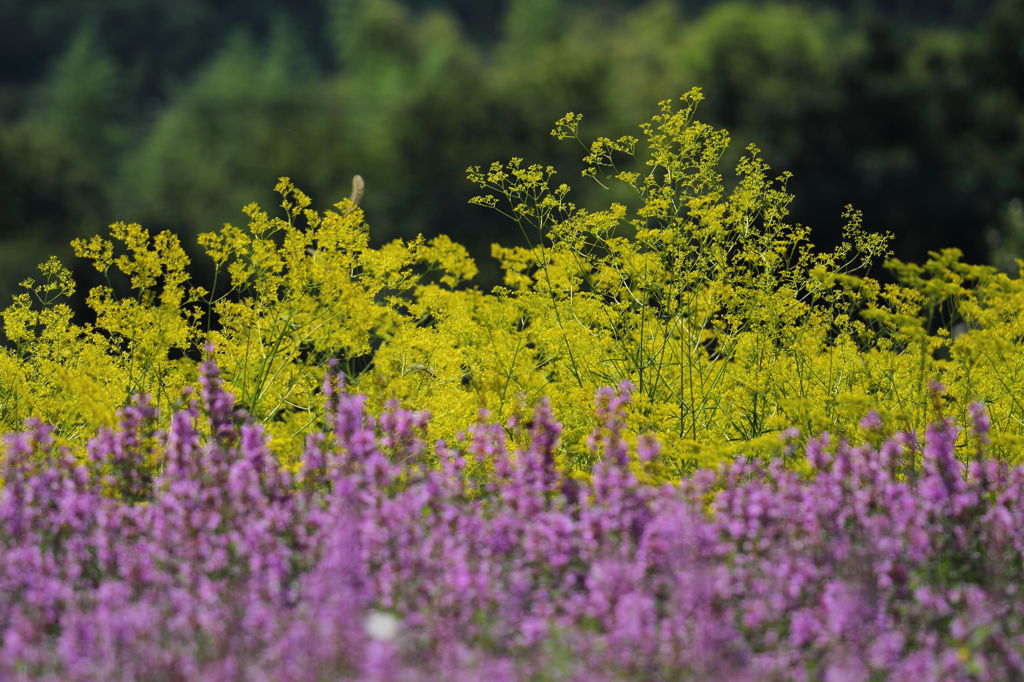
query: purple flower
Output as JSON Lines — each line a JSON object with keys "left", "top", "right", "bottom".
{"left": 2, "top": 355, "right": 1023, "bottom": 680}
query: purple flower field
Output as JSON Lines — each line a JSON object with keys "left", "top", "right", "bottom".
{"left": 1, "top": 358, "right": 1022, "bottom": 680}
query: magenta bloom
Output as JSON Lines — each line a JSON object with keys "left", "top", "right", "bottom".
{"left": 0, "top": 359, "right": 1020, "bottom": 680}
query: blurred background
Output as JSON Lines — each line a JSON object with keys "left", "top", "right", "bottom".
{"left": 1, "top": 0, "right": 1023, "bottom": 302}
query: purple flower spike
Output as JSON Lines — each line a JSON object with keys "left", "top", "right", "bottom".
{"left": 589, "top": 383, "right": 634, "bottom": 467}
{"left": 637, "top": 433, "right": 660, "bottom": 462}
{"left": 921, "top": 418, "right": 966, "bottom": 509}
{"left": 198, "top": 349, "right": 241, "bottom": 446}
{"left": 969, "top": 402, "right": 991, "bottom": 444}
{"left": 860, "top": 411, "right": 883, "bottom": 432}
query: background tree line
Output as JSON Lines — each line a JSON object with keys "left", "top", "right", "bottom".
{"left": 1, "top": 0, "right": 1022, "bottom": 301}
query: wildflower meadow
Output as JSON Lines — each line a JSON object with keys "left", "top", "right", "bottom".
{"left": 2, "top": 92, "right": 1023, "bottom": 679}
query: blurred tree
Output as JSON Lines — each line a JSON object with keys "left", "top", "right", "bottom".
{"left": 0, "top": 24, "right": 127, "bottom": 302}
{"left": 25, "top": 25, "right": 127, "bottom": 173}
{"left": 672, "top": 3, "right": 851, "bottom": 161}
{"left": 503, "top": 0, "right": 563, "bottom": 46}
{"left": 0, "top": 0, "right": 334, "bottom": 104}
{"left": 973, "top": 0, "right": 1024, "bottom": 270}
{"left": 116, "top": 20, "right": 336, "bottom": 244}
{"left": 0, "top": 133, "right": 106, "bottom": 292}
{"left": 0, "top": 0, "right": 1022, "bottom": 302}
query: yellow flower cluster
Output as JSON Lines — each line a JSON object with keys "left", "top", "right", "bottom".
{"left": 2, "top": 89, "right": 1022, "bottom": 480}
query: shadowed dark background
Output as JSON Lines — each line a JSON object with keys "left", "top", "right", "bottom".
{"left": 1, "top": 0, "right": 1022, "bottom": 302}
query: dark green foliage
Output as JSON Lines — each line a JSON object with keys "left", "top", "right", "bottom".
{"left": 1, "top": 0, "right": 1023, "bottom": 306}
